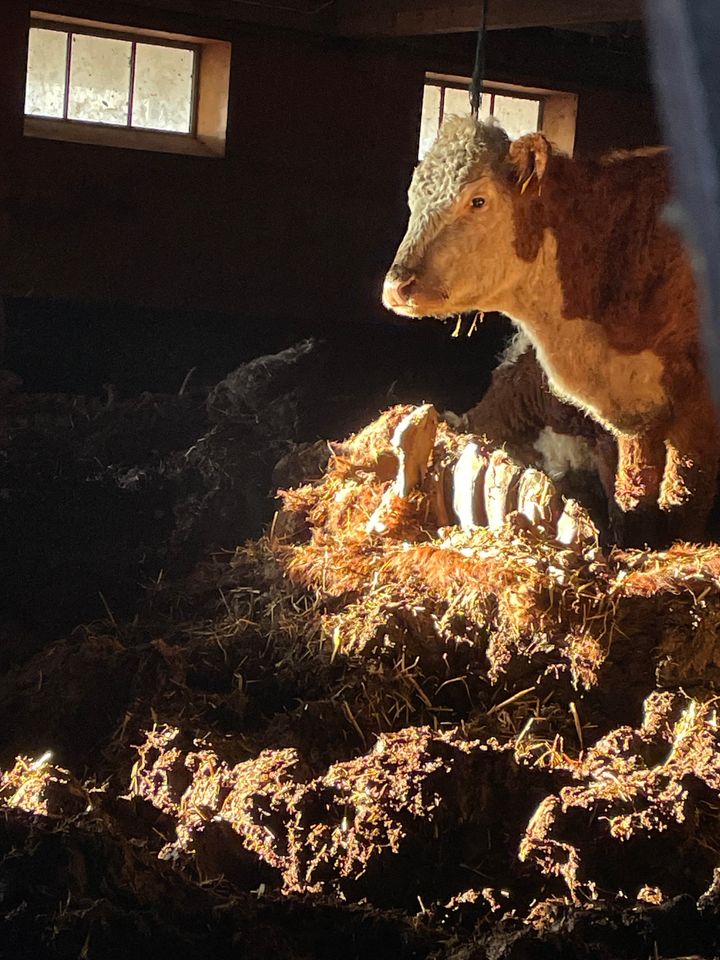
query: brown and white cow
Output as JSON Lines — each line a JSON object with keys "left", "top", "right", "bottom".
{"left": 382, "top": 116, "right": 719, "bottom": 544}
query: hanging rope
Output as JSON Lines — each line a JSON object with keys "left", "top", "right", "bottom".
{"left": 469, "top": 0, "right": 489, "bottom": 117}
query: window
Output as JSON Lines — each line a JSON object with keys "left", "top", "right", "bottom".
{"left": 24, "top": 14, "right": 231, "bottom": 157}
{"left": 26, "top": 24, "right": 197, "bottom": 132}
{"left": 419, "top": 74, "right": 578, "bottom": 159}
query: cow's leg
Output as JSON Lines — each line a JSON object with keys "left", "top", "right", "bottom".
{"left": 594, "top": 432, "right": 618, "bottom": 505}
{"left": 610, "top": 430, "right": 667, "bottom": 546}
{"left": 660, "top": 404, "right": 720, "bottom": 543}
{"left": 614, "top": 431, "right": 666, "bottom": 510}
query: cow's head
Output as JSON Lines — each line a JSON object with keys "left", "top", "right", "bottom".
{"left": 383, "top": 116, "right": 552, "bottom": 318}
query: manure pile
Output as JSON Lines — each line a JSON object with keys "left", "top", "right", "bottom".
{"left": 3, "top": 404, "right": 720, "bottom": 959}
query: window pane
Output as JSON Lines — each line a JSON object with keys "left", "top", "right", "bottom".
{"left": 443, "top": 86, "right": 469, "bottom": 118}
{"left": 492, "top": 95, "right": 540, "bottom": 140}
{"left": 132, "top": 43, "right": 194, "bottom": 133}
{"left": 25, "top": 27, "right": 68, "bottom": 118}
{"left": 441, "top": 86, "right": 492, "bottom": 124}
{"left": 67, "top": 34, "right": 132, "bottom": 125}
{"left": 418, "top": 85, "right": 441, "bottom": 159}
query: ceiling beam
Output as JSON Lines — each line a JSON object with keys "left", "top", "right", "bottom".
{"left": 47, "top": 0, "right": 643, "bottom": 38}
{"left": 88, "top": 0, "right": 335, "bottom": 34}
{"left": 333, "top": 0, "right": 644, "bottom": 37}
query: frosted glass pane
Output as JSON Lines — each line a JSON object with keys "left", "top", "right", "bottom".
{"left": 442, "top": 86, "right": 492, "bottom": 123}
{"left": 68, "top": 34, "right": 131, "bottom": 125}
{"left": 443, "top": 86, "right": 470, "bottom": 118}
{"left": 132, "top": 43, "right": 194, "bottom": 133}
{"left": 25, "top": 28, "right": 68, "bottom": 118}
{"left": 493, "top": 95, "right": 540, "bottom": 140}
{"left": 418, "top": 85, "right": 441, "bottom": 159}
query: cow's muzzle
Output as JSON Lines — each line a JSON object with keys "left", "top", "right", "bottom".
{"left": 382, "top": 265, "right": 417, "bottom": 311}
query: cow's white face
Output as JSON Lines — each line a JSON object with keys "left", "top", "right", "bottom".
{"left": 383, "top": 172, "right": 521, "bottom": 317}
{"left": 383, "top": 116, "right": 545, "bottom": 320}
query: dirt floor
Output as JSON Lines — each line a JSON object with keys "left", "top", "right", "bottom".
{"left": 2, "top": 338, "right": 720, "bottom": 960}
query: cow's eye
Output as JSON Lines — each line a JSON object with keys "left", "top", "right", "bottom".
{"left": 471, "top": 196, "right": 485, "bottom": 209}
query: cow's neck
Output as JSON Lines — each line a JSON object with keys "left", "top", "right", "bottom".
{"left": 498, "top": 231, "right": 667, "bottom": 434}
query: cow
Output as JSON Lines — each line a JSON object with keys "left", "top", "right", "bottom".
{"left": 464, "top": 330, "right": 601, "bottom": 477}
{"left": 382, "top": 116, "right": 719, "bottom": 545}
{"left": 464, "top": 331, "right": 614, "bottom": 536}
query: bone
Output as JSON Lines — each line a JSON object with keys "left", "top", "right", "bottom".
{"left": 484, "top": 450, "right": 522, "bottom": 530}
{"left": 390, "top": 404, "right": 439, "bottom": 497}
{"left": 517, "top": 467, "right": 562, "bottom": 529}
{"left": 452, "top": 442, "right": 489, "bottom": 531}
{"left": 556, "top": 498, "right": 597, "bottom": 548}
{"left": 366, "top": 404, "right": 440, "bottom": 535}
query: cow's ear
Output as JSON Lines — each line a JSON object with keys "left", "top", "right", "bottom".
{"left": 509, "top": 133, "right": 552, "bottom": 191}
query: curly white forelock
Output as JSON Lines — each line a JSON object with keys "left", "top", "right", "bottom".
{"left": 409, "top": 116, "right": 511, "bottom": 212}
{"left": 392, "top": 116, "right": 511, "bottom": 271}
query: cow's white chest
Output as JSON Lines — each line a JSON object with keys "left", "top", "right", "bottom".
{"left": 517, "top": 315, "right": 667, "bottom": 433}
{"left": 505, "top": 230, "right": 668, "bottom": 434}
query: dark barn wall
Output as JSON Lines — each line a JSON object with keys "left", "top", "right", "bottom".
{"left": 574, "top": 87, "right": 659, "bottom": 155}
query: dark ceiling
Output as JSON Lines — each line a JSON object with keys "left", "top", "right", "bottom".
{"left": 111, "top": 0, "right": 644, "bottom": 37}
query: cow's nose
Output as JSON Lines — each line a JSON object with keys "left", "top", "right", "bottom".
{"left": 383, "top": 270, "right": 417, "bottom": 309}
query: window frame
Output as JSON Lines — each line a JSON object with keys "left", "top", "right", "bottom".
{"left": 420, "top": 72, "right": 578, "bottom": 159}
{"left": 27, "top": 17, "right": 201, "bottom": 137}
{"left": 423, "top": 76, "right": 546, "bottom": 134}
{"left": 24, "top": 12, "right": 231, "bottom": 158}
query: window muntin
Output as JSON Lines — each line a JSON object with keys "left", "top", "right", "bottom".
{"left": 419, "top": 78, "right": 543, "bottom": 158}
{"left": 24, "top": 22, "right": 197, "bottom": 135}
